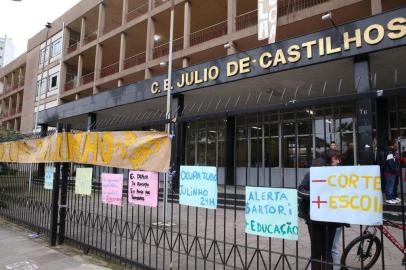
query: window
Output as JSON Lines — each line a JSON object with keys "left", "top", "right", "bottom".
{"left": 49, "top": 73, "right": 58, "bottom": 89}
{"left": 51, "top": 39, "right": 62, "bottom": 57}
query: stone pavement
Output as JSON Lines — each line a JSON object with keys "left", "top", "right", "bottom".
{"left": 0, "top": 219, "right": 112, "bottom": 270}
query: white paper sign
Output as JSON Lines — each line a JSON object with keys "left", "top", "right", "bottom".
{"left": 310, "top": 165, "right": 383, "bottom": 225}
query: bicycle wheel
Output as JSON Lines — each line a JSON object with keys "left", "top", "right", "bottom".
{"left": 341, "top": 233, "right": 381, "bottom": 270}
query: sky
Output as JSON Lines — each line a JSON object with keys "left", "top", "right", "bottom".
{"left": 0, "top": 0, "right": 82, "bottom": 59}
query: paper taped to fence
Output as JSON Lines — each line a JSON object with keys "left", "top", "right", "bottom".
{"left": 75, "top": 168, "right": 93, "bottom": 195}
{"left": 179, "top": 166, "right": 217, "bottom": 209}
{"left": 310, "top": 165, "right": 383, "bottom": 225}
{"left": 245, "top": 187, "right": 298, "bottom": 240}
{"left": 0, "top": 131, "right": 171, "bottom": 172}
{"left": 101, "top": 173, "right": 123, "bottom": 206}
{"left": 128, "top": 171, "right": 158, "bottom": 207}
{"left": 44, "top": 166, "right": 55, "bottom": 190}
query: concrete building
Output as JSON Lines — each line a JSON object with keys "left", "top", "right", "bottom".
{"left": 0, "top": 35, "right": 15, "bottom": 67}
{"left": 0, "top": 0, "right": 402, "bottom": 134}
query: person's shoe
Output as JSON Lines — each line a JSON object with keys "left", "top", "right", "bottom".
{"left": 385, "top": 199, "right": 397, "bottom": 204}
{"left": 394, "top": 197, "right": 402, "bottom": 203}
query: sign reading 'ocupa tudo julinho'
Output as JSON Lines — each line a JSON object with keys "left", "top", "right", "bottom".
{"left": 150, "top": 8, "right": 405, "bottom": 95}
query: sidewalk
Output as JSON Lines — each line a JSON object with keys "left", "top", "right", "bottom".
{"left": 0, "top": 219, "right": 112, "bottom": 270}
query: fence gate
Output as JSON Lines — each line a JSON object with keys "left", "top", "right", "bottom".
{"left": 1, "top": 98, "right": 406, "bottom": 270}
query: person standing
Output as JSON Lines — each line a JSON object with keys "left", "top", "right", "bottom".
{"left": 299, "top": 150, "right": 342, "bottom": 270}
{"left": 384, "top": 140, "right": 401, "bottom": 204}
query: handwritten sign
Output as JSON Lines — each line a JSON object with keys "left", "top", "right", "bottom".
{"left": 44, "top": 166, "right": 55, "bottom": 190}
{"left": 75, "top": 168, "right": 93, "bottom": 195}
{"left": 310, "top": 165, "right": 383, "bottom": 225}
{"left": 128, "top": 171, "right": 158, "bottom": 207}
{"left": 101, "top": 173, "right": 123, "bottom": 206}
{"left": 245, "top": 187, "right": 298, "bottom": 240}
{"left": 179, "top": 166, "right": 217, "bottom": 209}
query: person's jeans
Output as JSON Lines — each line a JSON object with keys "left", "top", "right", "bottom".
{"left": 393, "top": 175, "right": 400, "bottom": 199}
{"left": 385, "top": 175, "right": 396, "bottom": 200}
{"left": 331, "top": 227, "right": 342, "bottom": 270}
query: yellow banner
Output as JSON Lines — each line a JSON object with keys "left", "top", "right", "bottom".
{"left": 0, "top": 131, "right": 171, "bottom": 173}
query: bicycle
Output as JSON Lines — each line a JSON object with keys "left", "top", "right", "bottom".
{"left": 341, "top": 219, "right": 406, "bottom": 269}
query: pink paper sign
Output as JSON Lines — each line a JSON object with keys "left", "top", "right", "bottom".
{"left": 101, "top": 173, "right": 123, "bottom": 206}
{"left": 128, "top": 171, "right": 158, "bottom": 207}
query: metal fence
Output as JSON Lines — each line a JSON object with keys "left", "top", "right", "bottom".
{"left": 0, "top": 97, "right": 406, "bottom": 270}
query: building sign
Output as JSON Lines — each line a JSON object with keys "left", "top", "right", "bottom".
{"left": 0, "top": 131, "right": 171, "bottom": 173}
{"left": 101, "top": 173, "right": 123, "bottom": 206}
{"left": 149, "top": 10, "right": 405, "bottom": 95}
{"left": 245, "top": 187, "right": 298, "bottom": 240}
{"left": 179, "top": 166, "right": 217, "bottom": 209}
{"left": 258, "top": 0, "right": 278, "bottom": 43}
{"left": 128, "top": 170, "right": 159, "bottom": 207}
{"left": 310, "top": 165, "right": 383, "bottom": 225}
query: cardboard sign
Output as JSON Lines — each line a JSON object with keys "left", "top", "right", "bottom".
{"left": 101, "top": 173, "right": 123, "bottom": 206}
{"left": 44, "top": 166, "right": 55, "bottom": 190}
{"left": 128, "top": 171, "right": 158, "bottom": 207}
{"left": 245, "top": 187, "right": 298, "bottom": 240}
{"left": 75, "top": 168, "right": 93, "bottom": 195}
{"left": 179, "top": 166, "right": 217, "bottom": 209}
{"left": 310, "top": 165, "right": 383, "bottom": 225}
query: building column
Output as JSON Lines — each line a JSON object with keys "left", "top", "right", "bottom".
{"left": 119, "top": 33, "right": 126, "bottom": 72}
{"left": 80, "top": 17, "right": 86, "bottom": 47}
{"left": 182, "top": 57, "right": 189, "bottom": 68}
{"left": 354, "top": 55, "right": 374, "bottom": 165}
{"left": 171, "top": 94, "right": 185, "bottom": 191}
{"left": 14, "top": 118, "right": 18, "bottom": 131}
{"left": 118, "top": 79, "right": 123, "bottom": 87}
{"left": 227, "top": 0, "right": 237, "bottom": 55}
{"left": 16, "top": 93, "right": 20, "bottom": 113}
{"left": 10, "top": 72, "right": 15, "bottom": 90}
{"left": 371, "top": 0, "right": 382, "bottom": 15}
{"left": 148, "top": 0, "right": 153, "bottom": 11}
{"left": 122, "top": 0, "right": 129, "bottom": 25}
{"left": 376, "top": 98, "right": 389, "bottom": 153}
{"left": 87, "top": 112, "right": 97, "bottom": 130}
{"left": 94, "top": 44, "right": 103, "bottom": 93}
{"left": 8, "top": 96, "right": 12, "bottom": 114}
{"left": 183, "top": 1, "right": 191, "bottom": 50}
{"left": 145, "top": 16, "right": 155, "bottom": 79}
{"left": 1, "top": 100, "right": 5, "bottom": 116}
{"left": 77, "top": 54, "right": 83, "bottom": 87}
{"left": 225, "top": 116, "right": 235, "bottom": 185}
{"left": 18, "top": 67, "right": 23, "bottom": 86}
{"left": 63, "top": 25, "right": 70, "bottom": 54}
{"left": 59, "top": 62, "right": 67, "bottom": 98}
{"left": 97, "top": 3, "right": 106, "bottom": 38}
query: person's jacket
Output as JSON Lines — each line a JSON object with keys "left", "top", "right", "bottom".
{"left": 384, "top": 147, "right": 399, "bottom": 176}
{"left": 298, "top": 157, "right": 344, "bottom": 227}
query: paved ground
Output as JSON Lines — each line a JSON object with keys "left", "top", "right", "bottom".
{"left": 0, "top": 218, "right": 112, "bottom": 270}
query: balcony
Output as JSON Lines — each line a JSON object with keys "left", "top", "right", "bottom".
{"left": 124, "top": 52, "right": 146, "bottom": 69}
{"left": 279, "top": 0, "right": 332, "bottom": 16}
{"left": 83, "top": 32, "right": 97, "bottom": 46}
{"left": 16, "top": 107, "right": 22, "bottom": 114}
{"left": 102, "top": 21, "right": 122, "bottom": 36}
{"left": 100, "top": 62, "right": 119, "bottom": 78}
{"left": 67, "top": 42, "right": 79, "bottom": 54}
{"left": 80, "top": 72, "right": 95, "bottom": 86}
{"left": 236, "top": 10, "right": 257, "bottom": 31}
{"left": 153, "top": 37, "right": 184, "bottom": 59}
{"left": 127, "top": 2, "right": 149, "bottom": 22}
{"left": 64, "top": 80, "right": 76, "bottom": 92}
{"left": 153, "top": 0, "right": 166, "bottom": 9}
{"left": 190, "top": 21, "right": 227, "bottom": 47}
